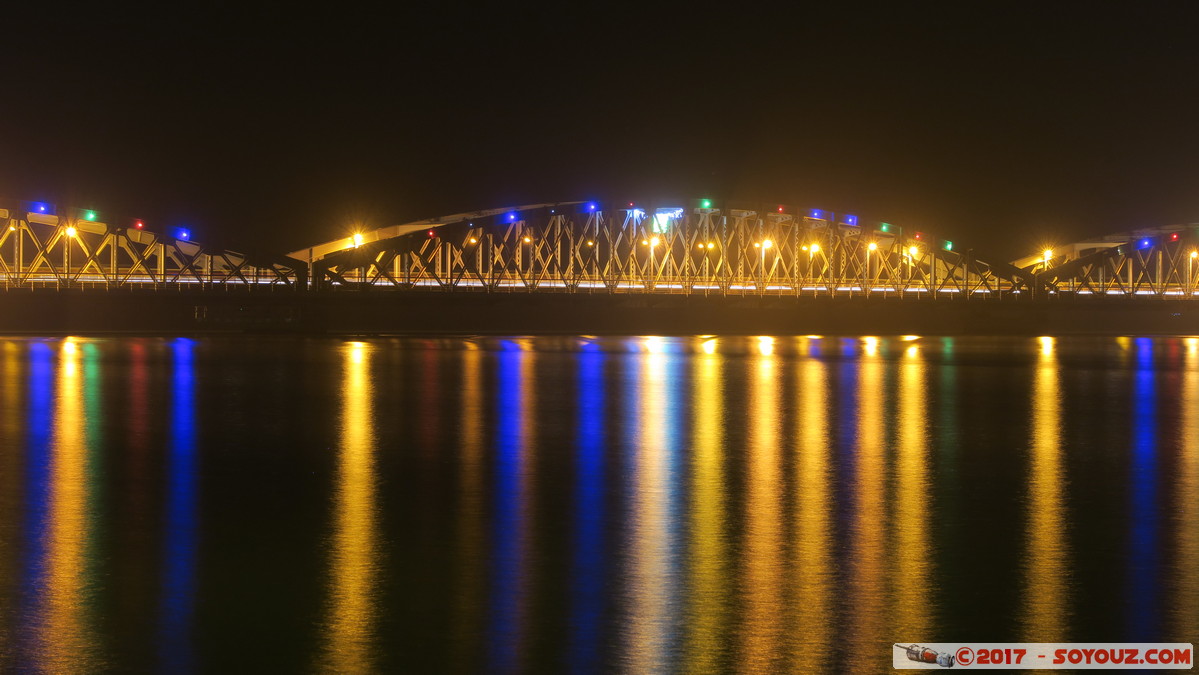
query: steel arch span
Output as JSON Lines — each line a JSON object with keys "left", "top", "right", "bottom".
{"left": 291, "top": 202, "right": 1029, "bottom": 297}
{"left": 1012, "top": 224, "right": 1199, "bottom": 298}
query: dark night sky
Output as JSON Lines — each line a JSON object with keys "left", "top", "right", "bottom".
{"left": 3, "top": 4, "right": 1199, "bottom": 261}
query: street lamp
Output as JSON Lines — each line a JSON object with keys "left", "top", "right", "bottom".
{"left": 866, "top": 241, "right": 878, "bottom": 291}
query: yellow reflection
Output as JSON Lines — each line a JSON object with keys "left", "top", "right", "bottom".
{"left": 905, "top": 344, "right": 920, "bottom": 359}
{"left": 701, "top": 338, "right": 717, "bottom": 355}
{"left": 757, "top": 336, "right": 775, "bottom": 357}
{"left": 319, "top": 341, "right": 380, "bottom": 671}
{"left": 849, "top": 342, "right": 887, "bottom": 651}
{"left": 37, "top": 338, "right": 97, "bottom": 670}
{"left": 861, "top": 336, "right": 879, "bottom": 357}
{"left": 452, "top": 347, "right": 486, "bottom": 669}
{"left": 684, "top": 341, "right": 727, "bottom": 672}
{"left": 1038, "top": 335, "right": 1054, "bottom": 357}
{"left": 1022, "top": 336, "right": 1067, "bottom": 640}
{"left": 0, "top": 343, "right": 15, "bottom": 652}
{"left": 742, "top": 346, "right": 782, "bottom": 669}
{"left": 794, "top": 357, "right": 833, "bottom": 664}
{"left": 893, "top": 344, "right": 931, "bottom": 638}
{"left": 1177, "top": 340, "right": 1199, "bottom": 639}
{"left": 627, "top": 346, "right": 671, "bottom": 672}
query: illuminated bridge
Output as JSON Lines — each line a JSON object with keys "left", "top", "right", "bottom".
{"left": 5, "top": 198, "right": 1199, "bottom": 333}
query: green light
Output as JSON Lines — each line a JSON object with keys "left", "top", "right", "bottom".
{"left": 880, "top": 223, "right": 891, "bottom": 233}
{"left": 83, "top": 210, "right": 96, "bottom": 221}
{"left": 944, "top": 241, "right": 953, "bottom": 251}
{"left": 700, "top": 198, "right": 712, "bottom": 209}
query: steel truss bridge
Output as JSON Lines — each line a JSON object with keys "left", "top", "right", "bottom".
{"left": 4, "top": 200, "right": 1199, "bottom": 300}
{"left": 0, "top": 207, "right": 304, "bottom": 290}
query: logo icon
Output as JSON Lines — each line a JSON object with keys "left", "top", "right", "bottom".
{"left": 895, "top": 644, "right": 957, "bottom": 668}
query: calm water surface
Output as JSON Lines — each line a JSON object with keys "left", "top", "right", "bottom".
{"left": 0, "top": 335, "right": 1195, "bottom": 672}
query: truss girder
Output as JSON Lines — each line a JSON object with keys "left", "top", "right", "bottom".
{"left": 1033, "top": 238, "right": 1199, "bottom": 297}
{"left": 311, "top": 208, "right": 1020, "bottom": 297}
{"left": 0, "top": 210, "right": 305, "bottom": 290}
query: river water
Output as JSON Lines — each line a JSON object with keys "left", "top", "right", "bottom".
{"left": 0, "top": 335, "right": 1194, "bottom": 672}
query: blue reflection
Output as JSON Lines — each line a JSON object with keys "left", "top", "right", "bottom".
{"left": 488, "top": 345, "right": 527, "bottom": 672}
{"left": 1129, "top": 338, "right": 1159, "bottom": 639}
{"left": 160, "top": 338, "right": 197, "bottom": 672}
{"left": 570, "top": 349, "right": 606, "bottom": 670}
{"left": 20, "top": 342, "right": 54, "bottom": 650}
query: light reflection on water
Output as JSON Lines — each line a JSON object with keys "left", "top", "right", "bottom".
{"left": 0, "top": 335, "right": 1195, "bottom": 670}
{"left": 317, "top": 341, "right": 380, "bottom": 672}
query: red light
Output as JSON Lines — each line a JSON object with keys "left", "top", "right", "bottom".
{"left": 628, "top": 202, "right": 635, "bottom": 207}
{"left": 778, "top": 205, "right": 785, "bottom": 213}
{"left": 428, "top": 230, "right": 435, "bottom": 237}
{"left": 134, "top": 220, "right": 144, "bottom": 229}
{"left": 1172, "top": 232, "right": 1180, "bottom": 241}
{"left": 915, "top": 232, "right": 923, "bottom": 240}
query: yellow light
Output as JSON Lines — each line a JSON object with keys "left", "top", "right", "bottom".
{"left": 867, "top": 241, "right": 878, "bottom": 251}
{"left": 707, "top": 242, "right": 715, "bottom": 249}
{"left": 801, "top": 245, "right": 809, "bottom": 251}
{"left": 642, "top": 239, "right": 649, "bottom": 246}
{"left": 469, "top": 237, "right": 477, "bottom": 244}
{"left": 7, "top": 225, "right": 14, "bottom": 232}
{"left": 587, "top": 240, "right": 594, "bottom": 246}
{"left": 754, "top": 242, "right": 761, "bottom": 248}
{"left": 763, "top": 239, "right": 773, "bottom": 249}
{"left": 65, "top": 227, "right": 77, "bottom": 237}
{"left": 810, "top": 244, "right": 820, "bottom": 253}
{"left": 862, "top": 336, "right": 879, "bottom": 356}
{"left": 351, "top": 233, "right": 364, "bottom": 247}
{"left": 757, "top": 336, "right": 775, "bottom": 356}
{"left": 1043, "top": 249, "right": 1053, "bottom": 262}
{"left": 908, "top": 246, "right": 918, "bottom": 257}
{"left": 523, "top": 236, "right": 532, "bottom": 243}
{"left": 650, "top": 237, "right": 659, "bottom": 246}
{"left": 1191, "top": 250, "right": 1197, "bottom": 259}
{"left": 1039, "top": 335, "right": 1055, "bottom": 356}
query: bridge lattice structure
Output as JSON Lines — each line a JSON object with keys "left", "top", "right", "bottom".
{"left": 0, "top": 206, "right": 305, "bottom": 290}
{"left": 297, "top": 203, "right": 1028, "bottom": 298}
{"left": 5, "top": 200, "right": 1199, "bottom": 299}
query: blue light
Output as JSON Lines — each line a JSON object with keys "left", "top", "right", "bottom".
{"left": 176, "top": 228, "right": 190, "bottom": 241}
{"left": 505, "top": 212, "right": 518, "bottom": 223}
{"left": 1140, "top": 238, "right": 1151, "bottom": 249}
{"left": 843, "top": 214, "right": 858, "bottom": 226}
{"left": 585, "top": 202, "right": 598, "bottom": 212}
{"left": 30, "top": 202, "right": 50, "bottom": 214}
{"left": 809, "top": 209, "right": 828, "bottom": 220}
